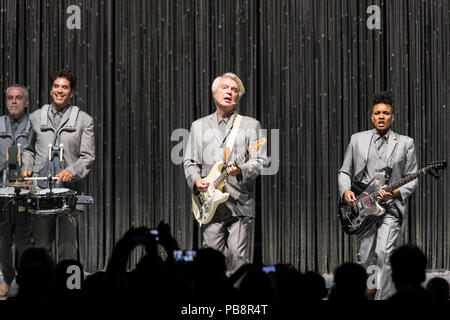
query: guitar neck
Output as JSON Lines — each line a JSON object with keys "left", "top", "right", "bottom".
{"left": 353, "top": 162, "right": 446, "bottom": 201}
{"left": 213, "top": 153, "right": 246, "bottom": 188}
{"left": 214, "top": 170, "right": 229, "bottom": 188}
{"left": 384, "top": 168, "right": 426, "bottom": 192}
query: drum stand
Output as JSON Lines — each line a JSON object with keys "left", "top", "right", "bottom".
{"left": 0, "top": 186, "right": 24, "bottom": 217}
{"left": 24, "top": 175, "right": 64, "bottom": 262}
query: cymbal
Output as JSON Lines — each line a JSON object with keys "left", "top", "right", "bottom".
{"left": 0, "top": 182, "right": 33, "bottom": 188}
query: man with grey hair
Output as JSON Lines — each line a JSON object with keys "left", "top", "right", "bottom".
{"left": 184, "top": 72, "right": 266, "bottom": 275}
{"left": 0, "top": 84, "right": 32, "bottom": 296}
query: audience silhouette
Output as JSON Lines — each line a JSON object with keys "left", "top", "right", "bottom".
{"left": 426, "top": 277, "right": 450, "bottom": 302}
{"left": 8, "top": 247, "right": 55, "bottom": 305}
{"left": 328, "top": 262, "right": 368, "bottom": 302}
{"left": 3, "top": 223, "right": 448, "bottom": 316}
{"left": 389, "top": 244, "right": 433, "bottom": 302}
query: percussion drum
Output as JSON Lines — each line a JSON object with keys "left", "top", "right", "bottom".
{"left": 0, "top": 187, "right": 30, "bottom": 198}
{"left": 28, "top": 188, "right": 77, "bottom": 215}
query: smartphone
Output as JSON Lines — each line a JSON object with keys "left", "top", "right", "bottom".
{"left": 148, "top": 229, "right": 159, "bottom": 241}
{"left": 131, "top": 229, "right": 159, "bottom": 243}
{"left": 173, "top": 250, "right": 197, "bottom": 263}
{"left": 262, "top": 265, "right": 276, "bottom": 274}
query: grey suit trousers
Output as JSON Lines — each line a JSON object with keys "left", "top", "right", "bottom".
{"left": 357, "top": 213, "right": 401, "bottom": 300}
{"left": 201, "top": 205, "right": 251, "bottom": 276}
{"left": 31, "top": 210, "right": 79, "bottom": 262}
{"left": 0, "top": 200, "right": 32, "bottom": 284}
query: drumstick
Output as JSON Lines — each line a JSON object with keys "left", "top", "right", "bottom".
{"left": 48, "top": 143, "right": 53, "bottom": 161}
{"left": 24, "top": 177, "right": 58, "bottom": 181}
{"left": 17, "top": 143, "right": 21, "bottom": 166}
{"left": 60, "top": 143, "right": 64, "bottom": 161}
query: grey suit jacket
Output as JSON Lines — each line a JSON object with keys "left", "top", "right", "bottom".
{"left": 0, "top": 114, "right": 30, "bottom": 170}
{"left": 22, "top": 105, "right": 95, "bottom": 182}
{"left": 184, "top": 112, "right": 267, "bottom": 218}
{"left": 338, "top": 129, "right": 418, "bottom": 226}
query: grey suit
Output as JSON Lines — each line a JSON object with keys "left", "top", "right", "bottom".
{"left": 184, "top": 112, "right": 266, "bottom": 274}
{"left": 22, "top": 105, "right": 95, "bottom": 184}
{"left": 338, "top": 129, "right": 418, "bottom": 299}
{"left": 0, "top": 115, "right": 32, "bottom": 285}
{"left": 22, "top": 105, "right": 95, "bottom": 261}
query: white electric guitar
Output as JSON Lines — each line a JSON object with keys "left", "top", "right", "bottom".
{"left": 191, "top": 137, "right": 266, "bottom": 225}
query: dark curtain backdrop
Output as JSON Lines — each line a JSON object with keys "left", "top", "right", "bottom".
{"left": 0, "top": 0, "right": 448, "bottom": 273}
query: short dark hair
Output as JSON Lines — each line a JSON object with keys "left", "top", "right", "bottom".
{"left": 373, "top": 91, "right": 393, "bottom": 107}
{"left": 50, "top": 69, "right": 77, "bottom": 91}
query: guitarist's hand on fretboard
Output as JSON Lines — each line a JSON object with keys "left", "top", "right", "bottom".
{"left": 195, "top": 179, "right": 209, "bottom": 193}
{"left": 226, "top": 163, "right": 242, "bottom": 176}
{"left": 377, "top": 186, "right": 400, "bottom": 201}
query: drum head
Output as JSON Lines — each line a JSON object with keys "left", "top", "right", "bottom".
{"left": 30, "top": 188, "right": 71, "bottom": 197}
{"left": 0, "top": 187, "right": 30, "bottom": 198}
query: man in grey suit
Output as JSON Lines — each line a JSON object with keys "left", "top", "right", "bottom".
{"left": 22, "top": 69, "right": 95, "bottom": 262}
{"left": 0, "top": 85, "right": 32, "bottom": 296}
{"left": 184, "top": 72, "right": 266, "bottom": 276}
{"left": 338, "top": 91, "right": 418, "bottom": 300}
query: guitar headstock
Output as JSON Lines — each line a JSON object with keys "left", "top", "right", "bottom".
{"left": 425, "top": 160, "right": 447, "bottom": 178}
{"left": 426, "top": 160, "right": 447, "bottom": 170}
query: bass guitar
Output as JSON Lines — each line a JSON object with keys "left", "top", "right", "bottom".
{"left": 338, "top": 160, "right": 446, "bottom": 235}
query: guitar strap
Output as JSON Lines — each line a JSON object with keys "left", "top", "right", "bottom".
{"left": 384, "top": 132, "right": 400, "bottom": 183}
{"left": 223, "top": 114, "right": 243, "bottom": 162}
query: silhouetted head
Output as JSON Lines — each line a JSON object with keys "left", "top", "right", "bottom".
{"left": 194, "top": 248, "right": 227, "bottom": 278}
{"left": 304, "top": 271, "right": 328, "bottom": 300}
{"left": 16, "top": 248, "right": 55, "bottom": 299}
{"left": 426, "top": 277, "right": 449, "bottom": 301}
{"left": 390, "top": 245, "right": 427, "bottom": 288}
{"left": 329, "top": 262, "right": 367, "bottom": 301}
{"left": 238, "top": 268, "right": 276, "bottom": 303}
{"left": 277, "top": 270, "right": 305, "bottom": 302}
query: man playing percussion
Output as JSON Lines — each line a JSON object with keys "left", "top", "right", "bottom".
{"left": 0, "top": 84, "right": 32, "bottom": 296}
{"left": 22, "top": 69, "right": 95, "bottom": 262}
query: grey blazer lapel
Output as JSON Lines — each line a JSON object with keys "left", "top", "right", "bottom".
{"left": 354, "top": 130, "right": 373, "bottom": 180}
{"left": 360, "top": 130, "right": 373, "bottom": 165}
{"left": 208, "top": 113, "right": 223, "bottom": 145}
{"left": 385, "top": 131, "right": 398, "bottom": 164}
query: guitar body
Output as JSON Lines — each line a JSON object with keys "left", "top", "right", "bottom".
{"left": 338, "top": 161, "right": 446, "bottom": 235}
{"left": 191, "top": 161, "right": 229, "bottom": 225}
{"left": 338, "top": 177, "right": 387, "bottom": 235}
{"left": 190, "top": 137, "right": 267, "bottom": 225}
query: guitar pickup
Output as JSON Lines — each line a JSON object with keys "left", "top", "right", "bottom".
{"left": 356, "top": 202, "right": 364, "bottom": 211}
